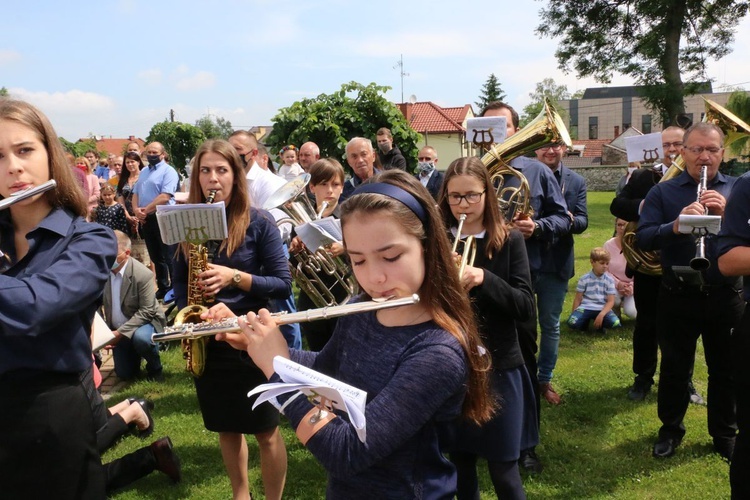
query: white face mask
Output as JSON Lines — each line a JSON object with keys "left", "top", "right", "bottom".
{"left": 418, "top": 161, "right": 435, "bottom": 175}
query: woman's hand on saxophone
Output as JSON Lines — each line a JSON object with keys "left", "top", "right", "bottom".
{"left": 199, "top": 264, "right": 235, "bottom": 297}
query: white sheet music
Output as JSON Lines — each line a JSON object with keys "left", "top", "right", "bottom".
{"left": 156, "top": 202, "right": 228, "bottom": 245}
{"left": 248, "top": 356, "right": 368, "bottom": 442}
{"left": 295, "top": 216, "right": 342, "bottom": 251}
{"left": 678, "top": 214, "right": 722, "bottom": 235}
{"left": 466, "top": 116, "right": 507, "bottom": 146}
{"left": 624, "top": 133, "right": 664, "bottom": 163}
{"left": 91, "top": 312, "right": 115, "bottom": 351}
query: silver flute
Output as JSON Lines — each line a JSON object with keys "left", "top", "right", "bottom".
{"left": 0, "top": 180, "right": 57, "bottom": 211}
{"left": 152, "top": 294, "right": 420, "bottom": 342}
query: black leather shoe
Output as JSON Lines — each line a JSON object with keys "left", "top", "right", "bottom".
{"left": 518, "top": 448, "right": 544, "bottom": 474}
{"left": 134, "top": 398, "right": 155, "bottom": 438}
{"left": 652, "top": 437, "right": 680, "bottom": 458}
{"left": 150, "top": 437, "right": 182, "bottom": 483}
{"left": 627, "top": 378, "right": 652, "bottom": 401}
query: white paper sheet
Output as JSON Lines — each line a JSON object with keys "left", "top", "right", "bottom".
{"left": 466, "top": 116, "right": 507, "bottom": 146}
{"left": 624, "top": 133, "right": 664, "bottom": 163}
{"left": 155, "top": 202, "right": 228, "bottom": 245}
{"left": 678, "top": 214, "right": 722, "bottom": 235}
{"left": 295, "top": 217, "right": 342, "bottom": 251}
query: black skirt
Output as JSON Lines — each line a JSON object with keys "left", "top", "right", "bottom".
{"left": 193, "top": 339, "right": 279, "bottom": 434}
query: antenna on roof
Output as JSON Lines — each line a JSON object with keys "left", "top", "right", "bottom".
{"left": 393, "top": 54, "right": 409, "bottom": 103}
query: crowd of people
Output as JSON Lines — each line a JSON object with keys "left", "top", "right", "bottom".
{"left": 1, "top": 96, "right": 748, "bottom": 499}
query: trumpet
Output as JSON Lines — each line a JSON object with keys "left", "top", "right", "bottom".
{"left": 689, "top": 165, "right": 710, "bottom": 271}
{"left": 152, "top": 294, "right": 420, "bottom": 342}
{"left": 451, "top": 214, "right": 476, "bottom": 278}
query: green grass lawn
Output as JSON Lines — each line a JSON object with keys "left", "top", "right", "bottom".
{"left": 108, "top": 192, "right": 728, "bottom": 499}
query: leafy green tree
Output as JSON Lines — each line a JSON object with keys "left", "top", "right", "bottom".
{"left": 146, "top": 121, "right": 206, "bottom": 177}
{"left": 475, "top": 74, "right": 506, "bottom": 113}
{"left": 195, "top": 115, "right": 234, "bottom": 140}
{"left": 536, "top": 0, "right": 749, "bottom": 126}
{"left": 59, "top": 137, "right": 98, "bottom": 158}
{"left": 0, "top": 87, "right": 8, "bottom": 97}
{"left": 725, "top": 90, "right": 750, "bottom": 156}
{"left": 520, "top": 78, "right": 571, "bottom": 127}
{"left": 266, "top": 81, "right": 422, "bottom": 174}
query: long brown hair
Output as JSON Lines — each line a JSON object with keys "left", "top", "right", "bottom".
{"left": 181, "top": 139, "right": 251, "bottom": 257}
{"left": 438, "top": 157, "right": 508, "bottom": 259}
{"left": 0, "top": 99, "right": 87, "bottom": 217}
{"left": 340, "top": 170, "right": 494, "bottom": 425}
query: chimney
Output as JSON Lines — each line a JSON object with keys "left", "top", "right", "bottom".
{"left": 614, "top": 125, "right": 620, "bottom": 136}
{"left": 398, "top": 103, "right": 414, "bottom": 123}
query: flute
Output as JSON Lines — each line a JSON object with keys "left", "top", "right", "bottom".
{"left": 152, "top": 294, "right": 420, "bottom": 342}
{"left": 0, "top": 180, "right": 57, "bottom": 210}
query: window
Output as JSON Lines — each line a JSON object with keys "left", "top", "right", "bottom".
{"left": 589, "top": 117, "right": 598, "bottom": 140}
{"left": 642, "top": 115, "right": 652, "bottom": 134}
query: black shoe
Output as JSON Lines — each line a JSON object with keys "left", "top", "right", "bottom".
{"left": 714, "top": 437, "right": 735, "bottom": 462}
{"left": 147, "top": 371, "right": 165, "bottom": 383}
{"left": 652, "top": 437, "right": 681, "bottom": 458}
{"left": 132, "top": 398, "right": 154, "bottom": 438}
{"left": 150, "top": 437, "right": 182, "bottom": 483}
{"left": 688, "top": 380, "right": 705, "bottom": 405}
{"left": 518, "top": 448, "right": 544, "bottom": 474}
{"left": 155, "top": 289, "right": 167, "bottom": 301}
{"left": 628, "top": 379, "right": 652, "bottom": 401}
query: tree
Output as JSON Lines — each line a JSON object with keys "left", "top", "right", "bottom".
{"left": 725, "top": 90, "right": 750, "bottom": 156}
{"left": 59, "top": 137, "right": 98, "bottom": 158}
{"left": 267, "top": 81, "right": 422, "bottom": 173}
{"left": 0, "top": 87, "right": 8, "bottom": 97}
{"left": 520, "top": 78, "right": 571, "bottom": 127}
{"left": 195, "top": 115, "right": 234, "bottom": 140}
{"left": 146, "top": 121, "right": 206, "bottom": 177}
{"left": 536, "top": 0, "right": 750, "bottom": 126}
{"left": 475, "top": 74, "right": 506, "bottom": 112}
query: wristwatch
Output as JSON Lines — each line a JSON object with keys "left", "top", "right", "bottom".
{"left": 231, "top": 269, "right": 242, "bottom": 287}
{"left": 533, "top": 221, "right": 542, "bottom": 238}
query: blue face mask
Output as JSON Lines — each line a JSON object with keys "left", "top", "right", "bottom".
{"left": 146, "top": 154, "right": 161, "bottom": 166}
{"left": 111, "top": 257, "right": 122, "bottom": 270}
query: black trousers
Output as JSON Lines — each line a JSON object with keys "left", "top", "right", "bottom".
{"left": 105, "top": 446, "right": 157, "bottom": 493}
{"left": 632, "top": 271, "right": 661, "bottom": 383}
{"left": 656, "top": 285, "right": 743, "bottom": 442}
{"left": 142, "top": 212, "right": 172, "bottom": 294}
{"left": 0, "top": 372, "right": 105, "bottom": 499}
{"left": 731, "top": 305, "right": 750, "bottom": 499}
{"left": 517, "top": 300, "right": 540, "bottom": 426}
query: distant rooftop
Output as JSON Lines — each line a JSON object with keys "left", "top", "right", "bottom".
{"left": 582, "top": 82, "right": 713, "bottom": 99}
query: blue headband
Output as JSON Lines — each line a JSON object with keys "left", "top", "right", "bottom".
{"left": 352, "top": 182, "right": 428, "bottom": 225}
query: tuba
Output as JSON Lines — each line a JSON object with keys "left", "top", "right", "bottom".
{"left": 172, "top": 189, "right": 217, "bottom": 377}
{"left": 621, "top": 97, "right": 750, "bottom": 275}
{"left": 481, "top": 97, "right": 572, "bottom": 222}
{"left": 263, "top": 175, "right": 358, "bottom": 308}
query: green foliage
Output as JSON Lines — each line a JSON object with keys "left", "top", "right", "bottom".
{"left": 146, "top": 121, "right": 206, "bottom": 177}
{"left": 195, "top": 115, "right": 234, "bottom": 140}
{"left": 537, "top": 0, "right": 750, "bottom": 125}
{"left": 520, "top": 78, "right": 571, "bottom": 127}
{"left": 475, "top": 73, "right": 506, "bottom": 113}
{"left": 725, "top": 90, "right": 750, "bottom": 156}
{"left": 0, "top": 87, "right": 8, "bottom": 97}
{"left": 266, "top": 81, "right": 422, "bottom": 174}
{"left": 59, "top": 137, "right": 98, "bottom": 157}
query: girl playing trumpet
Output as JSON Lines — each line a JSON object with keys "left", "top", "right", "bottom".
{"left": 209, "top": 170, "right": 493, "bottom": 498}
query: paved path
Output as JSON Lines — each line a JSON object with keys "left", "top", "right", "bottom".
{"left": 99, "top": 349, "right": 128, "bottom": 400}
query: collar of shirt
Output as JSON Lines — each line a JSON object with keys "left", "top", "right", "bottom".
{"left": 245, "top": 161, "right": 262, "bottom": 181}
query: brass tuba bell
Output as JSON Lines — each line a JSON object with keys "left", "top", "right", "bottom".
{"left": 481, "top": 97, "right": 572, "bottom": 222}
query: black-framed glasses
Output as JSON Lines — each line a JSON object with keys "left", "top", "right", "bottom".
{"left": 447, "top": 191, "right": 486, "bottom": 205}
{"left": 662, "top": 141, "right": 684, "bottom": 148}
{"left": 684, "top": 146, "right": 723, "bottom": 155}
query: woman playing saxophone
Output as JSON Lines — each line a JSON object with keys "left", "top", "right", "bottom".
{"left": 172, "top": 139, "right": 292, "bottom": 500}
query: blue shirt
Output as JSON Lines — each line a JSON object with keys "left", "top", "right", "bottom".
{"left": 504, "top": 156, "right": 570, "bottom": 276}
{"left": 576, "top": 271, "right": 616, "bottom": 309}
{"left": 132, "top": 160, "right": 179, "bottom": 207}
{"left": 341, "top": 168, "right": 382, "bottom": 203}
{"left": 0, "top": 208, "right": 117, "bottom": 376}
{"left": 636, "top": 170, "right": 739, "bottom": 287}
{"left": 717, "top": 171, "right": 750, "bottom": 301}
{"left": 94, "top": 165, "right": 111, "bottom": 180}
{"left": 174, "top": 208, "right": 292, "bottom": 315}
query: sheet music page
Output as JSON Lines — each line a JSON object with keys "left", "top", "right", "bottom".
{"left": 295, "top": 217, "right": 342, "bottom": 250}
{"left": 248, "top": 356, "right": 368, "bottom": 442}
{"left": 677, "top": 214, "right": 722, "bottom": 235}
{"left": 91, "top": 312, "right": 115, "bottom": 351}
{"left": 155, "top": 202, "right": 228, "bottom": 245}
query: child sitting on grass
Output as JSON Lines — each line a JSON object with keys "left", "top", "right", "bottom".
{"left": 567, "top": 247, "right": 622, "bottom": 333}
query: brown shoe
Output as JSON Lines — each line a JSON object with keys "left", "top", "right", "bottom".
{"left": 150, "top": 437, "right": 182, "bottom": 483}
{"left": 540, "top": 382, "right": 562, "bottom": 405}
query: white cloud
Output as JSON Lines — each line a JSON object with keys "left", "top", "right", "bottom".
{"left": 12, "top": 88, "right": 115, "bottom": 114}
{"left": 176, "top": 71, "right": 217, "bottom": 91}
{"left": 0, "top": 49, "right": 21, "bottom": 65}
{"left": 354, "top": 32, "right": 473, "bottom": 58}
{"left": 137, "top": 69, "right": 162, "bottom": 85}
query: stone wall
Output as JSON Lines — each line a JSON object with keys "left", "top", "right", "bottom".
{"left": 570, "top": 165, "right": 627, "bottom": 191}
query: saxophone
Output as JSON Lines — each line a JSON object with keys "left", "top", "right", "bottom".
{"left": 173, "top": 189, "right": 217, "bottom": 377}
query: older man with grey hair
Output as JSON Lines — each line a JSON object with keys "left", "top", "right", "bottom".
{"left": 299, "top": 142, "right": 320, "bottom": 173}
{"left": 341, "top": 137, "right": 380, "bottom": 202}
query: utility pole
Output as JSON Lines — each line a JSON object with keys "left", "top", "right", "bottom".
{"left": 393, "top": 54, "right": 409, "bottom": 103}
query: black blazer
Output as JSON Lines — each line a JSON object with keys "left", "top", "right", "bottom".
{"left": 610, "top": 167, "right": 662, "bottom": 222}
{"left": 417, "top": 170, "right": 444, "bottom": 200}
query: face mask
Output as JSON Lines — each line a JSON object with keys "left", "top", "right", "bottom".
{"left": 418, "top": 161, "right": 435, "bottom": 175}
{"left": 146, "top": 154, "right": 161, "bottom": 166}
{"left": 238, "top": 153, "right": 247, "bottom": 165}
{"left": 378, "top": 142, "right": 391, "bottom": 153}
{"left": 111, "top": 257, "right": 122, "bottom": 271}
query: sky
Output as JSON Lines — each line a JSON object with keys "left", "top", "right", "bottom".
{"left": 3, "top": 0, "right": 750, "bottom": 143}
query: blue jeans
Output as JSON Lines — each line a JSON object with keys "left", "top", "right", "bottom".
{"left": 112, "top": 323, "right": 162, "bottom": 380}
{"left": 535, "top": 272, "right": 569, "bottom": 384}
{"left": 567, "top": 308, "right": 621, "bottom": 331}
